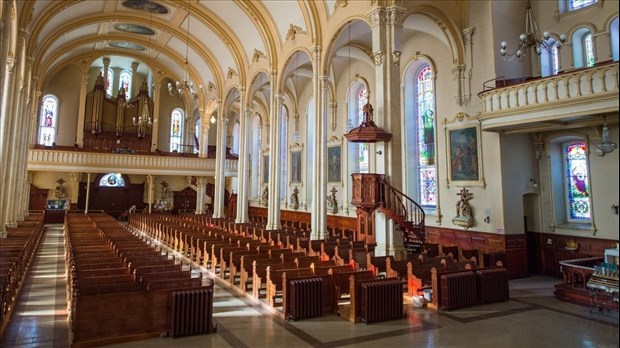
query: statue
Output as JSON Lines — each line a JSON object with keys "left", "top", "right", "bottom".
{"left": 261, "top": 186, "right": 269, "bottom": 206}
{"left": 54, "top": 178, "right": 66, "bottom": 199}
{"left": 327, "top": 187, "right": 339, "bottom": 214}
{"left": 452, "top": 188, "right": 474, "bottom": 228}
{"left": 160, "top": 181, "right": 169, "bottom": 199}
{"left": 290, "top": 187, "right": 299, "bottom": 210}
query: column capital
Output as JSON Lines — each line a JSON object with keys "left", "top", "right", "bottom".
{"left": 310, "top": 46, "right": 322, "bottom": 61}
{"left": 196, "top": 176, "right": 208, "bottom": 186}
{"left": 368, "top": 7, "right": 387, "bottom": 28}
{"left": 69, "top": 172, "right": 82, "bottom": 182}
{"left": 462, "top": 27, "right": 475, "bottom": 45}
{"left": 387, "top": 5, "right": 406, "bottom": 27}
{"left": 131, "top": 61, "right": 139, "bottom": 72}
{"left": 103, "top": 57, "right": 110, "bottom": 68}
{"left": 81, "top": 73, "right": 89, "bottom": 83}
{"left": 6, "top": 58, "right": 16, "bottom": 72}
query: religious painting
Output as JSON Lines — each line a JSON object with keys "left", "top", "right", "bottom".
{"left": 290, "top": 149, "right": 302, "bottom": 184}
{"left": 327, "top": 145, "right": 342, "bottom": 183}
{"left": 446, "top": 123, "right": 484, "bottom": 187}
{"left": 114, "top": 23, "right": 155, "bottom": 36}
{"left": 263, "top": 154, "right": 269, "bottom": 184}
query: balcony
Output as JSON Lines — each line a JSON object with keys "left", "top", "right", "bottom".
{"left": 27, "top": 148, "right": 238, "bottom": 177}
{"left": 478, "top": 62, "right": 619, "bottom": 134}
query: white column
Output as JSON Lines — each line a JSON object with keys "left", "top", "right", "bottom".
{"left": 310, "top": 46, "right": 323, "bottom": 239}
{"left": 213, "top": 111, "right": 227, "bottom": 218}
{"left": 267, "top": 93, "right": 283, "bottom": 230}
{"left": 69, "top": 172, "right": 82, "bottom": 209}
{"left": 196, "top": 176, "right": 207, "bottom": 214}
{"left": 75, "top": 73, "right": 89, "bottom": 147}
{"left": 0, "top": 56, "right": 17, "bottom": 234}
{"left": 317, "top": 76, "right": 329, "bottom": 239}
{"left": 3, "top": 29, "right": 27, "bottom": 227}
{"left": 146, "top": 174, "right": 154, "bottom": 214}
{"left": 131, "top": 61, "right": 139, "bottom": 97}
{"left": 84, "top": 173, "right": 92, "bottom": 214}
{"left": 236, "top": 89, "right": 250, "bottom": 223}
{"left": 13, "top": 50, "right": 31, "bottom": 222}
{"left": 199, "top": 116, "right": 212, "bottom": 158}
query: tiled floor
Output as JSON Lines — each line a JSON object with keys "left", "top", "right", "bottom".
{"left": 1, "top": 225, "right": 618, "bottom": 348}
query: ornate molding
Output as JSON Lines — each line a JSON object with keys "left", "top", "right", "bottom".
{"left": 368, "top": 8, "right": 387, "bottom": 27}
{"left": 227, "top": 67, "right": 238, "bottom": 80}
{"left": 252, "top": 49, "right": 266, "bottom": 63}
{"left": 462, "top": 27, "right": 475, "bottom": 45}
{"left": 373, "top": 51, "right": 384, "bottom": 66}
{"left": 286, "top": 24, "right": 305, "bottom": 41}
{"left": 335, "top": 0, "right": 348, "bottom": 8}
{"left": 392, "top": 50, "right": 401, "bottom": 66}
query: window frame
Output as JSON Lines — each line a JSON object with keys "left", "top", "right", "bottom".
{"left": 38, "top": 94, "right": 60, "bottom": 146}
{"left": 169, "top": 108, "right": 184, "bottom": 152}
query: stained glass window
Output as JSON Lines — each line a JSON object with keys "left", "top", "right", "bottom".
{"left": 99, "top": 173, "right": 125, "bottom": 187}
{"left": 100, "top": 68, "right": 114, "bottom": 97}
{"left": 564, "top": 141, "right": 591, "bottom": 221}
{"left": 170, "top": 108, "right": 184, "bottom": 152}
{"left": 584, "top": 33, "right": 595, "bottom": 67}
{"left": 569, "top": 0, "right": 597, "bottom": 11}
{"left": 416, "top": 66, "right": 436, "bottom": 207}
{"left": 357, "top": 86, "right": 369, "bottom": 173}
{"left": 38, "top": 95, "right": 59, "bottom": 146}
{"left": 119, "top": 70, "right": 132, "bottom": 98}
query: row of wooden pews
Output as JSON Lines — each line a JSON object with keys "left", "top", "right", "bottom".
{"left": 0, "top": 213, "right": 45, "bottom": 336}
{"left": 128, "top": 213, "right": 404, "bottom": 324}
{"left": 65, "top": 213, "right": 216, "bottom": 347}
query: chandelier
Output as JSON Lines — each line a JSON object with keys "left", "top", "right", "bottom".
{"left": 499, "top": 0, "right": 566, "bottom": 61}
{"left": 168, "top": 0, "right": 202, "bottom": 100}
{"left": 132, "top": 99, "right": 153, "bottom": 134}
{"left": 595, "top": 117, "right": 617, "bottom": 155}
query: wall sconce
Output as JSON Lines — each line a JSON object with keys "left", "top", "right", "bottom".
{"left": 376, "top": 150, "right": 382, "bottom": 155}
{"left": 210, "top": 114, "right": 216, "bottom": 124}
{"left": 612, "top": 205, "right": 619, "bottom": 215}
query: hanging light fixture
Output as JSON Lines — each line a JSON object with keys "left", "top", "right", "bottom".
{"left": 499, "top": 0, "right": 566, "bottom": 62}
{"left": 168, "top": 0, "right": 202, "bottom": 100}
{"left": 132, "top": 8, "right": 154, "bottom": 136}
{"left": 343, "top": 22, "right": 391, "bottom": 144}
{"left": 595, "top": 116, "right": 617, "bottom": 155}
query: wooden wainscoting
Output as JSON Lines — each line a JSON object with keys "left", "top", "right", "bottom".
{"left": 425, "top": 226, "right": 527, "bottom": 279}
{"left": 248, "top": 206, "right": 356, "bottom": 237}
{"left": 526, "top": 232, "right": 617, "bottom": 278}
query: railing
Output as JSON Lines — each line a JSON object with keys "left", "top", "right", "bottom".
{"left": 478, "top": 62, "right": 619, "bottom": 116}
{"left": 377, "top": 177, "right": 425, "bottom": 243}
{"left": 27, "top": 148, "right": 238, "bottom": 176}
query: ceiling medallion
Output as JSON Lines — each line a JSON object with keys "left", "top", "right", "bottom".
{"left": 122, "top": 0, "right": 169, "bottom": 14}
{"left": 114, "top": 24, "right": 155, "bottom": 36}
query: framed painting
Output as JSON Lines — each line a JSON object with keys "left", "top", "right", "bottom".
{"left": 446, "top": 123, "right": 484, "bottom": 187}
{"left": 327, "top": 145, "right": 342, "bottom": 183}
{"left": 263, "top": 154, "right": 269, "bottom": 184}
{"left": 290, "top": 149, "right": 302, "bottom": 184}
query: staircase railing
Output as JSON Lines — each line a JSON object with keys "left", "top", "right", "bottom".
{"left": 376, "top": 177, "right": 426, "bottom": 245}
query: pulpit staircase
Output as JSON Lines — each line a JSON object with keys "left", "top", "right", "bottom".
{"left": 351, "top": 174, "right": 425, "bottom": 254}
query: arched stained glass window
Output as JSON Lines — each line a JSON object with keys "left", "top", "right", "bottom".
{"left": 101, "top": 68, "right": 114, "bottom": 97}
{"left": 416, "top": 66, "right": 436, "bottom": 207}
{"left": 584, "top": 33, "right": 595, "bottom": 67}
{"left": 357, "top": 86, "right": 369, "bottom": 173}
{"left": 564, "top": 141, "right": 590, "bottom": 222}
{"left": 119, "top": 70, "right": 132, "bottom": 98}
{"left": 99, "top": 173, "right": 125, "bottom": 187}
{"left": 38, "top": 95, "right": 59, "bottom": 146}
{"left": 170, "top": 108, "right": 184, "bottom": 152}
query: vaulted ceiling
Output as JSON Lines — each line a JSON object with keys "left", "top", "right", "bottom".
{"left": 20, "top": 0, "right": 346, "bottom": 92}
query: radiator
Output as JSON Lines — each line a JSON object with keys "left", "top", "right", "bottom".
{"left": 287, "top": 278, "right": 323, "bottom": 321}
{"left": 170, "top": 289, "right": 217, "bottom": 338}
{"left": 476, "top": 268, "right": 509, "bottom": 304}
{"left": 360, "top": 279, "right": 403, "bottom": 324}
{"left": 440, "top": 271, "right": 477, "bottom": 311}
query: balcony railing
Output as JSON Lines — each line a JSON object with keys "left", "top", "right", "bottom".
{"left": 478, "top": 62, "right": 619, "bottom": 131}
{"left": 27, "top": 148, "right": 238, "bottom": 177}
